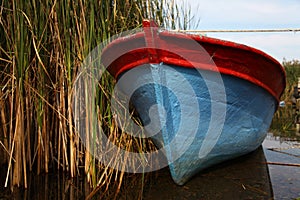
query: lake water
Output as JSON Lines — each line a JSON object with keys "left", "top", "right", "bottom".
{"left": 263, "top": 133, "right": 300, "bottom": 199}
{"left": 1, "top": 121, "right": 300, "bottom": 199}
{"left": 141, "top": 132, "right": 300, "bottom": 200}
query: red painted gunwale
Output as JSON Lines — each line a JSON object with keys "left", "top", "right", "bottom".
{"left": 101, "top": 20, "right": 286, "bottom": 102}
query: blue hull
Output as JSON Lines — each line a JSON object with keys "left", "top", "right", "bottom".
{"left": 117, "top": 63, "right": 277, "bottom": 185}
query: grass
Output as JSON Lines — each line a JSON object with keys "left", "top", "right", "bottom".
{"left": 0, "top": 0, "right": 199, "bottom": 197}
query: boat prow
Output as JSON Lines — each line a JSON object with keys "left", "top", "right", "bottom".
{"left": 101, "top": 20, "right": 286, "bottom": 185}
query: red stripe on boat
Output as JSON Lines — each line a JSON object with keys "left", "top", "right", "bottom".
{"left": 101, "top": 20, "right": 286, "bottom": 102}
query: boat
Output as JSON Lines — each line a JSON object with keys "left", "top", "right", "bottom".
{"left": 101, "top": 20, "right": 286, "bottom": 185}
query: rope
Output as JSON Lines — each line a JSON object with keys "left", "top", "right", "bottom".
{"left": 169, "top": 28, "right": 300, "bottom": 33}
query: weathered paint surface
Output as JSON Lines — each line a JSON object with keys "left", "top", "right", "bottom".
{"left": 101, "top": 20, "right": 286, "bottom": 185}
{"left": 101, "top": 20, "right": 286, "bottom": 102}
{"left": 118, "top": 63, "right": 277, "bottom": 185}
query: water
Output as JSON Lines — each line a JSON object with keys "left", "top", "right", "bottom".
{"left": 263, "top": 133, "right": 300, "bottom": 199}
{"left": 1, "top": 123, "right": 300, "bottom": 199}
{"left": 0, "top": 170, "right": 92, "bottom": 199}
{"left": 141, "top": 132, "right": 300, "bottom": 200}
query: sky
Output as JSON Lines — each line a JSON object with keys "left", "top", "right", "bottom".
{"left": 176, "top": 0, "right": 300, "bottom": 62}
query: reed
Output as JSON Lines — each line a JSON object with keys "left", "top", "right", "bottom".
{"left": 270, "top": 59, "right": 300, "bottom": 135}
{"left": 0, "top": 0, "right": 197, "bottom": 196}
{"left": 281, "top": 59, "right": 300, "bottom": 101}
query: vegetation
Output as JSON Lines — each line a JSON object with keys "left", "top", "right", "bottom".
{"left": 0, "top": 0, "right": 198, "bottom": 198}
{"left": 271, "top": 59, "right": 300, "bottom": 137}
{"left": 280, "top": 59, "right": 300, "bottom": 102}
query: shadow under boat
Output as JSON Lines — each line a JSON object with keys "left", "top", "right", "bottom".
{"left": 142, "top": 146, "right": 273, "bottom": 200}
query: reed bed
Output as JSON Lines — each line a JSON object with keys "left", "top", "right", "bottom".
{"left": 271, "top": 59, "right": 300, "bottom": 135}
{"left": 280, "top": 59, "right": 300, "bottom": 101}
{"left": 0, "top": 0, "right": 197, "bottom": 197}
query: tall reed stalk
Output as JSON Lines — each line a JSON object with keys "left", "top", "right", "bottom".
{"left": 0, "top": 0, "right": 197, "bottom": 196}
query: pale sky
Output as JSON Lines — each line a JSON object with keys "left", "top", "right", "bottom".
{"left": 177, "top": 0, "right": 300, "bottom": 62}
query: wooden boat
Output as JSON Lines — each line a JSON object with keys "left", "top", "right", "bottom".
{"left": 101, "top": 20, "right": 286, "bottom": 185}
